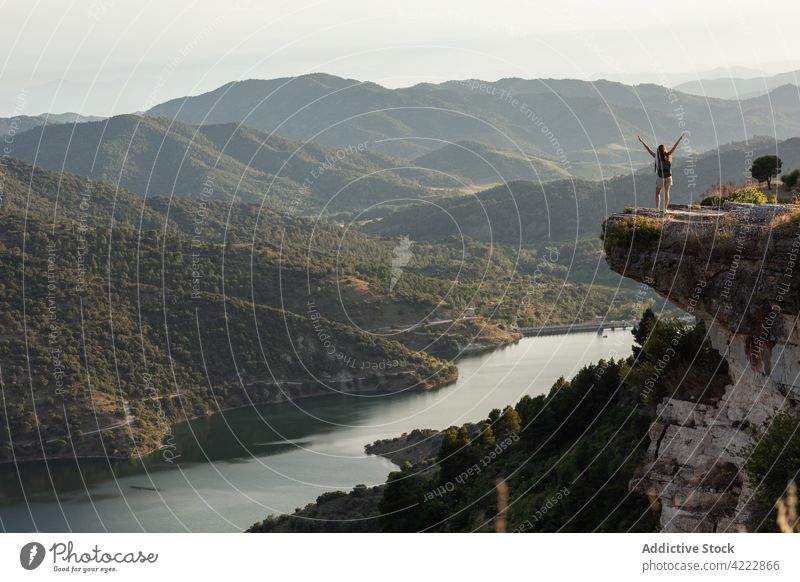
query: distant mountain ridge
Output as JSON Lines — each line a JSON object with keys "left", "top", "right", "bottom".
{"left": 675, "top": 70, "right": 800, "bottom": 99}
{"left": 145, "top": 73, "right": 800, "bottom": 162}
{"left": 0, "top": 112, "right": 104, "bottom": 139}
{"left": 5, "top": 113, "right": 452, "bottom": 211}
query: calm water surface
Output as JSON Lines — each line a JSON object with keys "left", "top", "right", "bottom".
{"left": 0, "top": 329, "right": 631, "bottom": 532}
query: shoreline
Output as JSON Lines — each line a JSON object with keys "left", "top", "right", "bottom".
{"left": 1, "top": 329, "right": 615, "bottom": 467}
{"left": 0, "top": 353, "right": 472, "bottom": 467}
{"left": 0, "top": 371, "right": 458, "bottom": 467}
{"left": 0, "top": 334, "right": 524, "bottom": 467}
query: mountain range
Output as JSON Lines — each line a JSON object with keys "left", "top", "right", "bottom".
{"left": 145, "top": 73, "right": 800, "bottom": 163}
{"left": 4, "top": 114, "right": 455, "bottom": 211}
{"left": 365, "top": 135, "right": 800, "bottom": 246}
{"left": 675, "top": 70, "right": 800, "bottom": 100}
{"left": 0, "top": 113, "right": 104, "bottom": 140}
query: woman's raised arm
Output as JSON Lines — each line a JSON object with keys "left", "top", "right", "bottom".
{"left": 669, "top": 133, "right": 685, "bottom": 155}
{"left": 637, "top": 135, "right": 656, "bottom": 157}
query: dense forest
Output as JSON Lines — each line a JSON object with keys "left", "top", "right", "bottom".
{"left": 0, "top": 157, "right": 649, "bottom": 463}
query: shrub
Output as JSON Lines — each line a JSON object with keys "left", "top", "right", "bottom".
{"left": 743, "top": 412, "right": 800, "bottom": 530}
{"left": 699, "top": 195, "right": 724, "bottom": 207}
{"left": 701, "top": 184, "right": 775, "bottom": 206}
{"left": 781, "top": 169, "right": 800, "bottom": 191}
{"left": 728, "top": 187, "right": 768, "bottom": 205}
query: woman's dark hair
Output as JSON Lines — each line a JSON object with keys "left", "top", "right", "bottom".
{"left": 657, "top": 144, "right": 671, "bottom": 161}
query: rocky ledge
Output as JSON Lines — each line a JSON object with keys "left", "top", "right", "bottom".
{"left": 603, "top": 203, "right": 800, "bottom": 532}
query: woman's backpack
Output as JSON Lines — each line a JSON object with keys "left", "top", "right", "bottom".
{"left": 655, "top": 154, "right": 671, "bottom": 178}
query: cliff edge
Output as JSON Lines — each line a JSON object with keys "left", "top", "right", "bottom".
{"left": 603, "top": 203, "right": 800, "bottom": 532}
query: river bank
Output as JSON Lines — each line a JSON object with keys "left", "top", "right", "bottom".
{"left": 3, "top": 318, "right": 522, "bottom": 466}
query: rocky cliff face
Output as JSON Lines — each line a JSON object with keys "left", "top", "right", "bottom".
{"left": 603, "top": 203, "right": 800, "bottom": 532}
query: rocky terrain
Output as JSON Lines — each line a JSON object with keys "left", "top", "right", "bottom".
{"left": 603, "top": 203, "right": 800, "bottom": 532}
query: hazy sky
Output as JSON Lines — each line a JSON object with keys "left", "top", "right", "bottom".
{"left": 2, "top": 0, "right": 799, "bottom": 116}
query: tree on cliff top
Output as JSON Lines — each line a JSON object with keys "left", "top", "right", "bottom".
{"left": 750, "top": 155, "right": 782, "bottom": 189}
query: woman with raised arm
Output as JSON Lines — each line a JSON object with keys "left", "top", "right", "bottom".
{"left": 637, "top": 133, "right": 684, "bottom": 212}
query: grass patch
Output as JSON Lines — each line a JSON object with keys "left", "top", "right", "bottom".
{"left": 602, "top": 215, "right": 663, "bottom": 252}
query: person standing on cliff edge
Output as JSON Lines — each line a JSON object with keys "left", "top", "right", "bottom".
{"left": 637, "top": 133, "right": 685, "bottom": 212}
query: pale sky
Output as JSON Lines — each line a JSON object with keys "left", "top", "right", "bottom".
{"left": 2, "top": 0, "right": 799, "bottom": 116}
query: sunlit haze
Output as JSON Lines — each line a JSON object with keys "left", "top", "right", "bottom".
{"left": 2, "top": 0, "right": 799, "bottom": 116}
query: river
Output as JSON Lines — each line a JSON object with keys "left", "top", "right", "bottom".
{"left": 0, "top": 329, "right": 632, "bottom": 532}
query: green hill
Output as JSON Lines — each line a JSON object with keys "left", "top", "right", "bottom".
{"left": 0, "top": 113, "right": 103, "bottom": 140}
{"left": 5, "top": 114, "right": 452, "bottom": 212}
{"left": 411, "top": 140, "right": 636, "bottom": 185}
{"left": 0, "top": 160, "right": 543, "bottom": 460}
{"left": 365, "top": 135, "right": 800, "bottom": 247}
{"left": 0, "top": 159, "right": 458, "bottom": 462}
{"left": 412, "top": 141, "right": 567, "bottom": 185}
{"left": 363, "top": 176, "right": 648, "bottom": 245}
{"left": 0, "top": 157, "right": 654, "bottom": 463}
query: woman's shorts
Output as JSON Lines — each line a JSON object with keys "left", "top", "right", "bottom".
{"left": 656, "top": 176, "right": 673, "bottom": 188}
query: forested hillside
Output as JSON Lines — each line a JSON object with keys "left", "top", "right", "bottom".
{"left": 0, "top": 158, "right": 648, "bottom": 463}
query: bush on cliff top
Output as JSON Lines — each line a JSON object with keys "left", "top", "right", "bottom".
{"left": 699, "top": 194, "right": 724, "bottom": 208}
{"left": 700, "top": 186, "right": 776, "bottom": 207}
{"left": 729, "top": 187, "right": 772, "bottom": 204}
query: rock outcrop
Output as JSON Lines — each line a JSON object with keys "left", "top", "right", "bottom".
{"left": 603, "top": 203, "right": 800, "bottom": 532}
